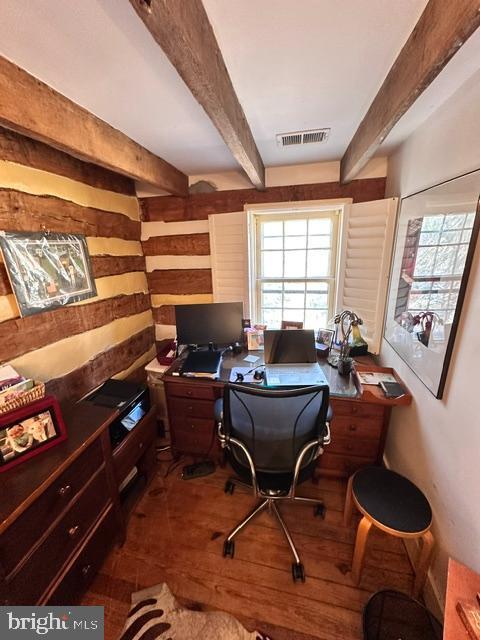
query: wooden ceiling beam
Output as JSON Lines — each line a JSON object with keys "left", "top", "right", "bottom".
{"left": 0, "top": 56, "right": 188, "bottom": 196}
{"left": 340, "top": 0, "right": 480, "bottom": 184}
{"left": 129, "top": 0, "right": 265, "bottom": 190}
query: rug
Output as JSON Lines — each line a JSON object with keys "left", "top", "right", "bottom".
{"left": 120, "top": 583, "right": 271, "bottom": 640}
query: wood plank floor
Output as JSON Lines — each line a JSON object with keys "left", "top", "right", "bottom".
{"left": 82, "top": 462, "right": 414, "bottom": 639}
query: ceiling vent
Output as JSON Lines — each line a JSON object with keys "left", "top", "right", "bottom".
{"left": 276, "top": 128, "right": 330, "bottom": 147}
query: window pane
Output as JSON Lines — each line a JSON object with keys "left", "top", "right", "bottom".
{"left": 262, "top": 282, "right": 282, "bottom": 291}
{"left": 422, "top": 216, "right": 443, "bottom": 231}
{"left": 285, "top": 236, "right": 306, "bottom": 249}
{"left": 284, "top": 281, "right": 305, "bottom": 292}
{"left": 307, "top": 281, "right": 328, "bottom": 292}
{"left": 308, "top": 235, "right": 330, "bottom": 248}
{"left": 262, "top": 292, "right": 282, "bottom": 308}
{"left": 309, "top": 218, "right": 331, "bottom": 234}
{"left": 284, "top": 250, "right": 306, "bottom": 277}
{"left": 414, "top": 247, "right": 436, "bottom": 276}
{"left": 462, "top": 229, "right": 473, "bottom": 243}
{"left": 419, "top": 232, "right": 439, "bottom": 246}
{"left": 284, "top": 219, "right": 307, "bottom": 235}
{"left": 283, "top": 308, "right": 305, "bottom": 322}
{"left": 262, "top": 221, "right": 283, "bottom": 236}
{"left": 263, "top": 308, "right": 282, "bottom": 327}
{"left": 434, "top": 246, "right": 456, "bottom": 275}
{"left": 306, "top": 292, "right": 328, "bottom": 308}
{"left": 466, "top": 213, "right": 475, "bottom": 228}
{"left": 454, "top": 244, "right": 468, "bottom": 273}
{"left": 305, "top": 309, "right": 328, "bottom": 329}
{"left": 284, "top": 292, "right": 305, "bottom": 308}
{"left": 443, "top": 214, "right": 466, "bottom": 230}
{"left": 262, "top": 251, "right": 283, "bottom": 277}
{"left": 307, "top": 250, "right": 330, "bottom": 277}
{"left": 262, "top": 236, "right": 283, "bottom": 250}
{"left": 439, "top": 230, "right": 461, "bottom": 245}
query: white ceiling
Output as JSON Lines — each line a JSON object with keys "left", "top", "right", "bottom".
{"left": 0, "top": 0, "right": 478, "bottom": 179}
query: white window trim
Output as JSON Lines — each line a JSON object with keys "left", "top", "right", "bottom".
{"left": 245, "top": 198, "right": 352, "bottom": 325}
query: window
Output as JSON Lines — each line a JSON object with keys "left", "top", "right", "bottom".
{"left": 253, "top": 210, "right": 339, "bottom": 329}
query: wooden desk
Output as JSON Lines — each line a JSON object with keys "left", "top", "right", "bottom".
{"left": 444, "top": 558, "right": 480, "bottom": 639}
{"left": 163, "top": 351, "right": 411, "bottom": 478}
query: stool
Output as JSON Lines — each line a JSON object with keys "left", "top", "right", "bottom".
{"left": 343, "top": 467, "right": 434, "bottom": 597}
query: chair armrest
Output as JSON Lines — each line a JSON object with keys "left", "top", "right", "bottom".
{"left": 214, "top": 398, "right": 223, "bottom": 423}
{"left": 326, "top": 404, "right": 333, "bottom": 423}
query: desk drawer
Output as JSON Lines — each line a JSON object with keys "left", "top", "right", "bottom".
{"left": 166, "top": 382, "right": 215, "bottom": 401}
{"left": 331, "top": 399, "right": 384, "bottom": 419}
{"left": 113, "top": 409, "right": 156, "bottom": 483}
{"left": 6, "top": 467, "right": 109, "bottom": 604}
{"left": 327, "top": 435, "right": 379, "bottom": 458}
{"left": 173, "top": 418, "right": 215, "bottom": 455}
{"left": 47, "top": 505, "right": 116, "bottom": 605}
{"left": 319, "top": 452, "right": 375, "bottom": 477}
{"left": 169, "top": 397, "right": 214, "bottom": 420}
{"left": 0, "top": 439, "right": 103, "bottom": 576}
{"left": 330, "top": 416, "right": 383, "bottom": 440}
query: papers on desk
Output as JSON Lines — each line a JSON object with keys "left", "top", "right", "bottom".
{"left": 243, "top": 355, "right": 259, "bottom": 364}
{"left": 357, "top": 371, "right": 397, "bottom": 385}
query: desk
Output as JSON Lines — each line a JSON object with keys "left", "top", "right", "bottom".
{"left": 163, "top": 351, "right": 411, "bottom": 478}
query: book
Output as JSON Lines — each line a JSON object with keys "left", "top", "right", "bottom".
{"left": 357, "top": 371, "right": 397, "bottom": 385}
{"left": 456, "top": 599, "right": 480, "bottom": 639}
{"left": 0, "top": 378, "right": 34, "bottom": 405}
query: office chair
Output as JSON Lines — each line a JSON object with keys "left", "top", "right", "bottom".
{"left": 216, "top": 383, "right": 331, "bottom": 582}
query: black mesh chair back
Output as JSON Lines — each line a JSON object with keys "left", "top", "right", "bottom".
{"left": 223, "top": 383, "right": 329, "bottom": 475}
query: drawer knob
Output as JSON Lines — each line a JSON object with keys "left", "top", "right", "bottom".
{"left": 186, "top": 390, "right": 193, "bottom": 396}
{"left": 351, "top": 407, "right": 358, "bottom": 414}
{"left": 138, "top": 442, "right": 144, "bottom": 449}
{"left": 190, "top": 424, "right": 195, "bottom": 430}
{"left": 58, "top": 484, "right": 72, "bottom": 497}
{"left": 68, "top": 525, "right": 81, "bottom": 538}
{"left": 349, "top": 424, "right": 357, "bottom": 432}
{"left": 81, "top": 564, "right": 92, "bottom": 578}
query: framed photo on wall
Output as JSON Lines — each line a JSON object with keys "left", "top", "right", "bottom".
{"left": 0, "top": 231, "right": 97, "bottom": 317}
{"left": 0, "top": 396, "right": 67, "bottom": 472}
{"left": 384, "top": 169, "right": 480, "bottom": 398}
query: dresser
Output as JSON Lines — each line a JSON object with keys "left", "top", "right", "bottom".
{"left": 0, "top": 400, "right": 157, "bottom": 605}
{"left": 163, "top": 352, "right": 410, "bottom": 478}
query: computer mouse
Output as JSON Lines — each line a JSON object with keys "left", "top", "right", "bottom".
{"left": 235, "top": 372, "right": 244, "bottom": 382}
{"left": 253, "top": 369, "right": 264, "bottom": 381}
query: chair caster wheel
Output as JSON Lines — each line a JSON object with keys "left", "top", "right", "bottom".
{"left": 314, "top": 503, "right": 326, "bottom": 519}
{"left": 224, "top": 480, "right": 235, "bottom": 495}
{"left": 223, "top": 539, "right": 235, "bottom": 558}
{"left": 292, "top": 562, "right": 305, "bottom": 583}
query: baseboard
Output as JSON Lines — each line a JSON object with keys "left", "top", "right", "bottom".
{"left": 383, "top": 454, "right": 444, "bottom": 620}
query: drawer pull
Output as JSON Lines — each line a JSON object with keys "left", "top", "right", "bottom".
{"left": 348, "top": 424, "right": 357, "bottom": 432}
{"left": 81, "top": 564, "right": 92, "bottom": 578}
{"left": 68, "top": 525, "right": 81, "bottom": 539}
{"left": 186, "top": 390, "right": 193, "bottom": 396}
{"left": 58, "top": 484, "right": 72, "bottom": 498}
{"left": 138, "top": 442, "right": 144, "bottom": 449}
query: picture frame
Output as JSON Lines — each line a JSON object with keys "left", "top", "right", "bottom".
{"left": 0, "top": 231, "right": 97, "bottom": 317}
{"left": 281, "top": 320, "right": 304, "bottom": 330}
{"left": 316, "top": 328, "right": 334, "bottom": 349}
{"left": 0, "top": 396, "right": 67, "bottom": 472}
{"left": 384, "top": 169, "right": 480, "bottom": 398}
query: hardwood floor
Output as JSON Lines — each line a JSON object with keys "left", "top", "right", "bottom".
{"left": 82, "top": 462, "right": 414, "bottom": 639}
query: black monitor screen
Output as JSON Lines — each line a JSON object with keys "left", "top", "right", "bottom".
{"left": 175, "top": 302, "right": 244, "bottom": 347}
{"left": 264, "top": 329, "right": 317, "bottom": 363}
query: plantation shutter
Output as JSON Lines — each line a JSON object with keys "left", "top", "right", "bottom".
{"left": 209, "top": 211, "right": 250, "bottom": 317}
{"left": 336, "top": 198, "right": 398, "bottom": 354}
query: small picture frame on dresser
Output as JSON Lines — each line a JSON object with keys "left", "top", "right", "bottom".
{"left": 0, "top": 396, "right": 67, "bottom": 472}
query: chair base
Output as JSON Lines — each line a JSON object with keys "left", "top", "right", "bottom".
{"left": 222, "top": 477, "right": 326, "bottom": 582}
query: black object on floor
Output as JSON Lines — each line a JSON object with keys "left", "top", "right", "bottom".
{"left": 363, "top": 590, "right": 443, "bottom": 640}
{"left": 181, "top": 460, "right": 216, "bottom": 480}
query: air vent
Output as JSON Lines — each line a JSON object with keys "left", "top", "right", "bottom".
{"left": 276, "top": 128, "right": 330, "bottom": 147}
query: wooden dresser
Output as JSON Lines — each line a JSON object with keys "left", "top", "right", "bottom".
{"left": 0, "top": 401, "right": 157, "bottom": 606}
{"left": 164, "top": 353, "right": 410, "bottom": 478}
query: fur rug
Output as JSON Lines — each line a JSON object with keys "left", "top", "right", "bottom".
{"left": 121, "top": 583, "right": 271, "bottom": 640}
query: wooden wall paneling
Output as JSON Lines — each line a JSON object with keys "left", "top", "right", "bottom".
{"left": 129, "top": 0, "right": 265, "bottom": 190}
{"left": 152, "top": 305, "right": 176, "bottom": 326}
{"left": 0, "top": 190, "right": 140, "bottom": 240}
{"left": 0, "top": 56, "right": 188, "bottom": 196}
{"left": 142, "top": 233, "right": 210, "bottom": 256}
{"left": 147, "top": 269, "right": 213, "bottom": 295}
{"left": 141, "top": 178, "right": 387, "bottom": 222}
{"left": 0, "top": 128, "right": 136, "bottom": 195}
{"left": 46, "top": 326, "right": 155, "bottom": 404}
{"left": 91, "top": 255, "right": 146, "bottom": 279}
{"left": 340, "top": 0, "right": 480, "bottom": 183}
{"left": 0, "top": 293, "right": 151, "bottom": 362}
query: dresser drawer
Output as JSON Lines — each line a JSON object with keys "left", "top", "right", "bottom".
{"left": 327, "top": 435, "right": 379, "bottom": 458}
{"left": 331, "top": 399, "right": 384, "bottom": 419}
{"left": 0, "top": 439, "right": 103, "bottom": 576}
{"left": 330, "top": 415, "right": 383, "bottom": 440}
{"left": 166, "top": 382, "right": 216, "bottom": 401}
{"left": 6, "top": 468, "right": 109, "bottom": 604}
{"left": 319, "top": 452, "right": 375, "bottom": 477}
{"left": 169, "top": 397, "right": 214, "bottom": 419}
{"left": 47, "top": 505, "right": 116, "bottom": 605}
{"left": 113, "top": 408, "right": 156, "bottom": 483}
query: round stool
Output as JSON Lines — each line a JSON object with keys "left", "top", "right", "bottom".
{"left": 343, "top": 467, "right": 434, "bottom": 597}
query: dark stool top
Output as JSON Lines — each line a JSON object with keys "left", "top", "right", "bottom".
{"left": 353, "top": 467, "right": 432, "bottom": 534}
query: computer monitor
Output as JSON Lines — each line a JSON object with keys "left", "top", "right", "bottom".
{"left": 264, "top": 329, "right": 317, "bottom": 364}
{"left": 175, "top": 302, "right": 244, "bottom": 347}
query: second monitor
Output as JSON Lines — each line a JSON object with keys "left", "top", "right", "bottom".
{"left": 175, "top": 302, "right": 243, "bottom": 347}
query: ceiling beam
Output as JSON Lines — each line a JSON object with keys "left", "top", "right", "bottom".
{"left": 340, "top": 0, "right": 480, "bottom": 184}
{"left": 0, "top": 55, "right": 188, "bottom": 196}
{"left": 129, "top": 0, "right": 265, "bottom": 190}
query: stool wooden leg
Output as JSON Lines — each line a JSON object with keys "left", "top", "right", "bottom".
{"left": 413, "top": 529, "right": 434, "bottom": 597}
{"left": 351, "top": 516, "right": 372, "bottom": 584}
{"left": 343, "top": 474, "right": 355, "bottom": 527}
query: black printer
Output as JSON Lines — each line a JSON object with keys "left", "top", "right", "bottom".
{"left": 84, "top": 379, "right": 150, "bottom": 449}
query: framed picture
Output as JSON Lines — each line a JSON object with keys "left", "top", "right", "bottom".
{"left": 0, "top": 396, "right": 67, "bottom": 472}
{"left": 384, "top": 169, "right": 480, "bottom": 398}
{"left": 0, "top": 231, "right": 97, "bottom": 317}
{"left": 316, "top": 328, "right": 334, "bottom": 349}
{"left": 281, "top": 320, "right": 303, "bottom": 330}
